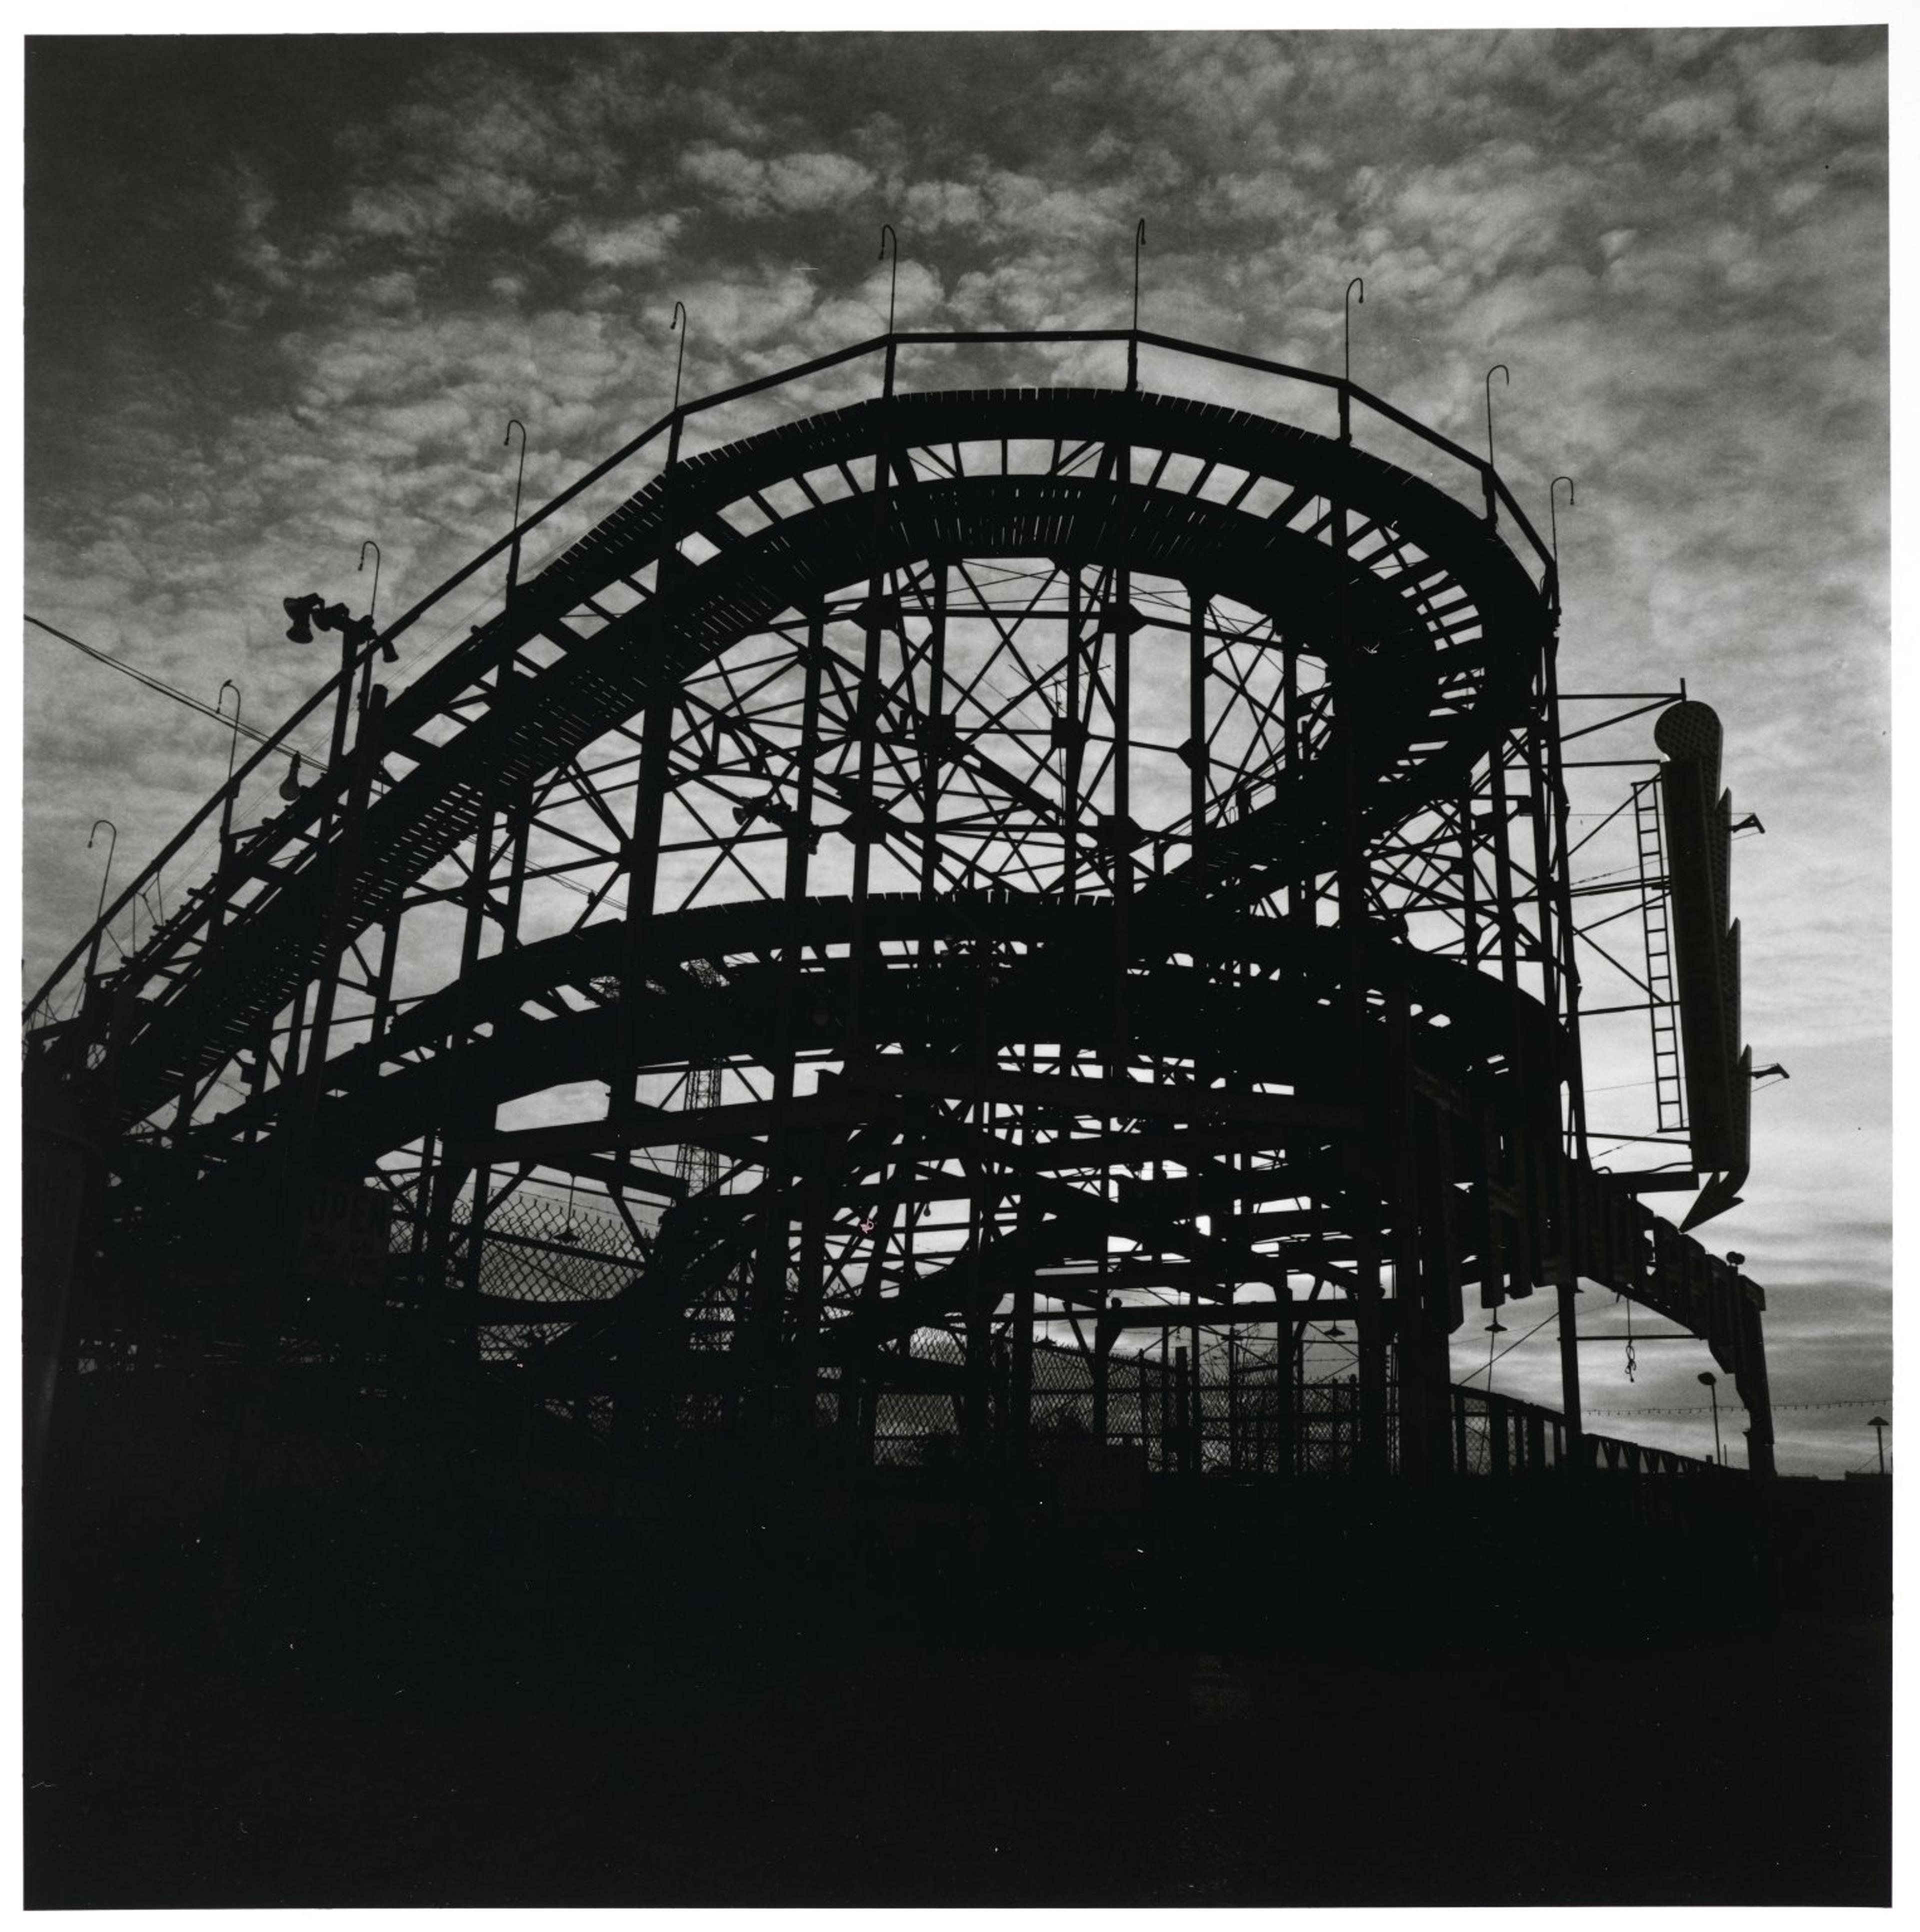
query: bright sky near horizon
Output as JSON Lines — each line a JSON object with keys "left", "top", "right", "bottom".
{"left": 20, "top": 25, "right": 1890, "bottom": 1475}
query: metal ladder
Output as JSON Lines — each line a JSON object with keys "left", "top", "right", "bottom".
{"left": 1632, "top": 780, "right": 1686, "bottom": 1133}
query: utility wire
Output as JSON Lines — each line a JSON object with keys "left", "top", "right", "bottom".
{"left": 1460, "top": 1304, "right": 1561, "bottom": 1384}
{"left": 28, "top": 609, "right": 620, "bottom": 924}
{"left": 1586, "top": 1398, "right": 1891, "bottom": 1417}
{"left": 26, "top": 612, "right": 296, "bottom": 755}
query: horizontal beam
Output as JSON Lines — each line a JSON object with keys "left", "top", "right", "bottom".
{"left": 554, "top": 1151, "right": 688, "bottom": 1202}
{"left": 1572, "top": 1333, "right": 1699, "bottom": 1344}
{"left": 1088, "top": 1298, "right": 1364, "bottom": 1331}
{"left": 461, "top": 1090, "right": 882, "bottom": 1164}
{"left": 467, "top": 1290, "right": 1366, "bottom": 1336}
{"left": 834, "top": 1059, "right": 1363, "bottom": 1133}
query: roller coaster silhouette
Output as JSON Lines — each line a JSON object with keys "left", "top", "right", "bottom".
{"left": 23, "top": 325, "right": 1774, "bottom": 1522}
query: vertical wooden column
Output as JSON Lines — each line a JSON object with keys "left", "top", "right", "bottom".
{"left": 1477, "top": 1105, "right": 1508, "bottom": 1314}
{"left": 1480, "top": 729, "right": 1526, "bottom": 1354}
{"left": 1010, "top": 1276, "right": 1034, "bottom": 1464}
{"left": 280, "top": 684, "right": 388, "bottom": 1181}
{"left": 234, "top": 687, "right": 390, "bottom": 1491}
{"left": 1060, "top": 568, "right": 1084, "bottom": 897}
{"left": 613, "top": 693, "right": 675, "bottom": 1122}
{"left": 1388, "top": 988, "right": 1448, "bottom": 1481}
{"left": 1174, "top": 1344, "right": 1191, "bottom": 1477}
{"left": 1158, "top": 1332, "right": 1173, "bottom": 1473}
{"left": 1180, "top": 1295, "right": 1198, "bottom": 1477}
{"left": 605, "top": 687, "right": 676, "bottom": 1263}
{"left": 460, "top": 775, "right": 534, "bottom": 1315}
{"left": 918, "top": 564, "right": 948, "bottom": 922}
{"left": 1110, "top": 558, "right": 1134, "bottom": 1073}
{"left": 242, "top": 1024, "right": 270, "bottom": 1147}
{"left": 1540, "top": 633, "right": 1590, "bottom": 1157}
{"left": 1524, "top": 711, "right": 1559, "bottom": 1013}
{"left": 1352, "top": 1253, "right": 1390, "bottom": 1477}
{"left": 845, "top": 582, "right": 887, "bottom": 1056}
{"left": 960, "top": 1196, "right": 991, "bottom": 1468}
{"left": 1460, "top": 784, "right": 1479, "bottom": 969}
{"left": 1286, "top": 643, "right": 1314, "bottom": 928}
{"left": 1227, "top": 1332, "right": 1242, "bottom": 1472}
{"left": 1092, "top": 1280, "right": 1112, "bottom": 1446}
{"left": 1327, "top": 479, "right": 1388, "bottom": 1473}
{"left": 1556, "top": 1279, "right": 1586, "bottom": 1471}
{"left": 368, "top": 910, "right": 402, "bottom": 1046}
{"left": 1487, "top": 741, "right": 1521, "bottom": 991}
{"left": 785, "top": 1151, "right": 829, "bottom": 1438}
{"left": 1332, "top": 492, "right": 1368, "bottom": 943}
{"left": 499, "top": 780, "right": 532, "bottom": 953}
{"left": 1734, "top": 1278, "right": 1776, "bottom": 1477}
{"left": 760, "top": 611, "right": 826, "bottom": 1435}
{"left": 1188, "top": 584, "right": 1208, "bottom": 863}
{"left": 282, "top": 983, "right": 310, "bottom": 1108}
{"left": 1274, "top": 1299, "right": 1296, "bottom": 1476}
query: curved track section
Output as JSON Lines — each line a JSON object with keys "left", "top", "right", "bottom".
{"left": 194, "top": 894, "right": 1570, "bottom": 1176}
{"left": 78, "top": 386, "right": 1546, "bottom": 1133}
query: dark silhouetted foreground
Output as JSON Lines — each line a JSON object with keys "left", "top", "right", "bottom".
{"left": 25, "top": 1471, "right": 1888, "bottom": 1908}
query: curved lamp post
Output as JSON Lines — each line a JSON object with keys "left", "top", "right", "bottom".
{"left": 1128, "top": 219, "right": 1146, "bottom": 390}
{"left": 1549, "top": 476, "right": 1576, "bottom": 563}
{"left": 878, "top": 222, "right": 899, "bottom": 335}
{"left": 1484, "top": 362, "right": 1510, "bottom": 469}
{"left": 216, "top": 681, "right": 242, "bottom": 851}
{"left": 85, "top": 818, "right": 118, "bottom": 979}
{"left": 358, "top": 538, "right": 382, "bottom": 621}
{"left": 502, "top": 422, "right": 528, "bottom": 596}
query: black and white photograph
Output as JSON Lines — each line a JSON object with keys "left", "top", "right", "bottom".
{"left": 19, "top": 17, "right": 1893, "bottom": 1911}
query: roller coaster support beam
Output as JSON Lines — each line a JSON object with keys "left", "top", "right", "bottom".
{"left": 1388, "top": 991, "right": 1456, "bottom": 1482}
{"left": 609, "top": 688, "right": 676, "bottom": 1241}
{"left": 1080, "top": 1299, "right": 1365, "bottom": 1330}
{"left": 1556, "top": 1280, "right": 1587, "bottom": 1471}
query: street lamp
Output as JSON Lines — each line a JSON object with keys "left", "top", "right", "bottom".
{"left": 1484, "top": 1316, "right": 1507, "bottom": 1396}
{"left": 1869, "top": 1415, "right": 1889, "bottom": 1477}
{"left": 1697, "top": 1370, "right": 1722, "bottom": 1467}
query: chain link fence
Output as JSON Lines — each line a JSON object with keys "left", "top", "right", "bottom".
{"left": 372, "top": 1188, "right": 1712, "bottom": 1487}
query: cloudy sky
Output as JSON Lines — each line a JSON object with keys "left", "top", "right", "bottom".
{"left": 21, "top": 26, "right": 1888, "bottom": 1474}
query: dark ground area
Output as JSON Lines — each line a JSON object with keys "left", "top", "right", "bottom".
{"left": 24, "top": 1475, "right": 1891, "bottom": 1908}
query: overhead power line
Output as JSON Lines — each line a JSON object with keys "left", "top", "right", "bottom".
{"left": 26, "top": 610, "right": 619, "bottom": 917}
{"left": 1587, "top": 1398, "right": 1891, "bottom": 1417}
{"left": 26, "top": 612, "right": 290, "bottom": 754}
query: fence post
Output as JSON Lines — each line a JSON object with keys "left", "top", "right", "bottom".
{"left": 1175, "top": 1346, "right": 1192, "bottom": 1478}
